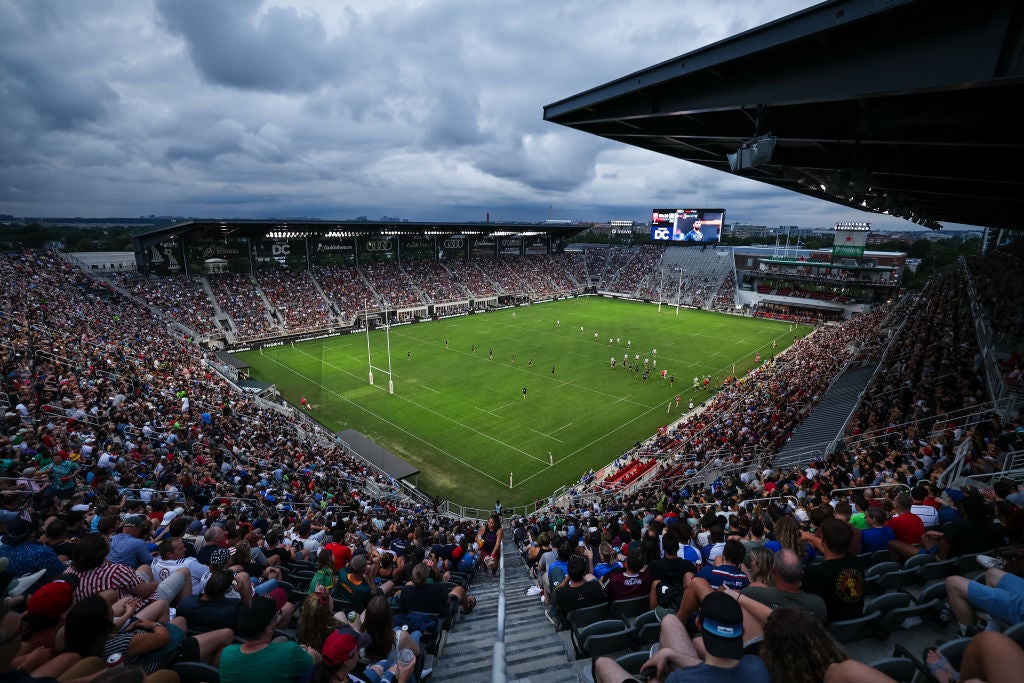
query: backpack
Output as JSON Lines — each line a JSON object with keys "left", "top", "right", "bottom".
{"left": 656, "top": 580, "right": 684, "bottom": 611}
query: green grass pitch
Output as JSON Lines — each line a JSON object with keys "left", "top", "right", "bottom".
{"left": 238, "top": 297, "right": 810, "bottom": 510}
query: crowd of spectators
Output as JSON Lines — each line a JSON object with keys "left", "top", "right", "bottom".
{"left": 359, "top": 263, "right": 423, "bottom": 310}
{"left": 582, "top": 249, "right": 606, "bottom": 283}
{"left": 401, "top": 260, "right": 468, "bottom": 304}
{"left": 1, "top": 243, "right": 1022, "bottom": 682}
{"left": 968, "top": 242, "right": 1024, "bottom": 369}
{"left": 711, "top": 272, "right": 738, "bottom": 312}
{"left": 507, "top": 257, "right": 1024, "bottom": 682}
{"left": 207, "top": 273, "right": 280, "bottom": 339}
{"left": 598, "top": 247, "right": 636, "bottom": 290}
{"left": 109, "top": 274, "right": 221, "bottom": 338}
{"left": 607, "top": 246, "right": 664, "bottom": 296}
{"left": 0, "top": 250, "right": 504, "bottom": 682}
{"left": 255, "top": 269, "right": 335, "bottom": 331}
{"left": 313, "top": 265, "right": 379, "bottom": 324}
{"left": 441, "top": 259, "right": 496, "bottom": 299}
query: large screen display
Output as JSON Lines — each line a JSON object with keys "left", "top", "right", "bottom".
{"left": 650, "top": 208, "right": 725, "bottom": 243}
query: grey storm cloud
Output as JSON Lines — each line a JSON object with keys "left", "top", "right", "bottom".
{"left": 0, "top": 0, "right": 942, "bottom": 230}
{"left": 155, "top": 0, "right": 345, "bottom": 93}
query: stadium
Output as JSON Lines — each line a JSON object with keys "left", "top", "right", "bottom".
{"left": 2, "top": 1, "right": 1024, "bottom": 682}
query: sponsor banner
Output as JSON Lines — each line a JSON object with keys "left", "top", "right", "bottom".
{"left": 402, "top": 237, "right": 434, "bottom": 258}
{"left": 471, "top": 237, "right": 496, "bottom": 258}
{"left": 147, "top": 240, "right": 186, "bottom": 275}
{"left": 359, "top": 236, "right": 396, "bottom": 256}
{"left": 832, "top": 244, "right": 866, "bottom": 257}
{"left": 189, "top": 238, "right": 245, "bottom": 263}
{"left": 438, "top": 236, "right": 466, "bottom": 259}
{"left": 228, "top": 328, "right": 348, "bottom": 351}
{"left": 525, "top": 237, "right": 548, "bottom": 255}
{"left": 499, "top": 237, "right": 522, "bottom": 255}
{"left": 254, "top": 239, "right": 304, "bottom": 262}
{"left": 833, "top": 230, "right": 868, "bottom": 258}
{"left": 313, "top": 236, "right": 355, "bottom": 256}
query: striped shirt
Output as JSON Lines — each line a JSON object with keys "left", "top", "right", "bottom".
{"left": 66, "top": 560, "right": 157, "bottom": 607}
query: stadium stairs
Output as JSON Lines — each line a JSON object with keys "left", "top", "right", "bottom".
{"left": 431, "top": 534, "right": 581, "bottom": 682}
{"left": 772, "top": 364, "right": 877, "bottom": 470}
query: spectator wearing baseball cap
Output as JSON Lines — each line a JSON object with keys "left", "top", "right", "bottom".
{"left": 335, "top": 554, "right": 395, "bottom": 614}
{"left": 311, "top": 629, "right": 418, "bottom": 683}
{"left": 107, "top": 515, "right": 154, "bottom": 569}
{"left": 594, "top": 592, "right": 770, "bottom": 682}
{"left": 0, "top": 517, "right": 66, "bottom": 580}
{"left": 219, "top": 596, "right": 318, "bottom": 683}
{"left": 16, "top": 578, "right": 76, "bottom": 667}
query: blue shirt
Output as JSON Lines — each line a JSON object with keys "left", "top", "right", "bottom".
{"left": 861, "top": 526, "right": 896, "bottom": 553}
{"left": 0, "top": 541, "right": 67, "bottom": 578}
{"left": 107, "top": 533, "right": 153, "bottom": 568}
{"left": 696, "top": 564, "right": 749, "bottom": 590}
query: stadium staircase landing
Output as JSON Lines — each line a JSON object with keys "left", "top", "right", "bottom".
{"left": 432, "top": 535, "right": 581, "bottom": 682}
{"left": 773, "top": 364, "right": 877, "bottom": 469}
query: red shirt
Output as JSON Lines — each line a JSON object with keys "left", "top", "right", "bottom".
{"left": 885, "top": 512, "right": 925, "bottom": 545}
{"left": 324, "top": 542, "right": 353, "bottom": 571}
{"left": 604, "top": 569, "right": 651, "bottom": 602}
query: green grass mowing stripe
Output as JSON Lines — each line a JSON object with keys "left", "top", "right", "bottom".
{"left": 239, "top": 298, "right": 811, "bottom": 507}
{"left": 253, "top": 350, "right": 516, "bottom": 489}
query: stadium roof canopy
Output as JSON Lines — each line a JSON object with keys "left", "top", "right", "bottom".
{"left": 543, "top": 0, "right": 1024, "bottom": 231}
{"left": 130, "top": 219, "right": 587, "bottom": 251}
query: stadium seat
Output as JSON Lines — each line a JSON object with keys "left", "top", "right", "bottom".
{"left": 916, "top": 558, "right": 958, "bottom": 583}
{"left": 613, "top": 651, "right": 650, "bottom": 676}
{"left": 954, "top": 553, "right": 981, "bottom": 573}
{"left": 567, "top": 603, "right": 611, "bottom": 632}
{"left": 903, "top": 553, "right": 935, "bottom": 571}
{"left": 609, "top": 596, "right": 649, "bottom": 623}
{"left": 1003, "top": 621, "right": 1024, "bottom": 648}
{"left": 581, "top": 624, "right": 636, "bottom": 661}
{"left": 865, "top": 592, "right": 912, "bottom": 617}
{"left": 868, "top": 656, "right": 920, "bottom": 683}
{"left": 874, "top": 567, "right": 919, "bottom": 593}
{"left": 936, "top": 636, "right": 973, "bottom": 671}
{"left": 571, "top": 619, "right": 628, "bottom": 660}
{"left": 866, "top": 561, "right": 900, "bottom": 579}
{"left": 827, "top": 610, "right": 880, "bottom": 644}
{"left": 631, "top": 610, "right": 660, "bottom": 645}
{"left": 173, "top": 662, "right": 221, "bottom": 683}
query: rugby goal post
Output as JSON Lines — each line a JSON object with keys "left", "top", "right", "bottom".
{"left": 364, "top": 301, "right": 395, "bottom": 394}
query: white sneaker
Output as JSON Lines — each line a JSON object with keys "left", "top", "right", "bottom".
{"left": 977, "top": 554, "right": 1005, "bottom": 569}
{"left": 526, "top": 586, "right": 542, "bottom": 596}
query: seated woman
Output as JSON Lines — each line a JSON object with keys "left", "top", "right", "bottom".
{"left": 63, "top": 594, "right": 234, "bottom": 673}
{"left": 296, "top": 591, "right": 343, "bottom": 652}
{"left": 362, "top": 595, "right": 420, "bottom": 668}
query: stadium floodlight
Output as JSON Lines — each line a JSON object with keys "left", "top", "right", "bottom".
{"left": 727, "top": 134, "right": 777, "bottom": 172}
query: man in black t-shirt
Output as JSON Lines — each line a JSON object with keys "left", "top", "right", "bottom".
{"left": 647, "top": 531, "right": 696, "bottom": 611}
{"left": 801, "top": 518, "right": 864, "bottom": 623}
{"left": 554, "top": 555, "right": 605, "bottom": 629}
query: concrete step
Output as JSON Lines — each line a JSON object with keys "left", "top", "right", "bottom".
{"left": 431, "top": 535, "right": 580, "bottom": 683}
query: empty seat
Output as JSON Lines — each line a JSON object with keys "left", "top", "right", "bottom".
{"left": 609, "top": 596, "right": 649, "bottom": 622}
{"left": 572, "top": 619, "right": 629, "bottom": 660}
{"left": 827, "top": 610, "right": 880, "bottom": 644}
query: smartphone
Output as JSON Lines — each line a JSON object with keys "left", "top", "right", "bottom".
{"left": 634, "top": 666, "right": 657, "bottom": 681}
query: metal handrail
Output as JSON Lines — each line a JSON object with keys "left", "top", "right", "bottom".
{"left": 492, "top": 535, "right": 507, "bottom": 683}
{"left": 827, "top": 483, "right": 911, "bottom": 498}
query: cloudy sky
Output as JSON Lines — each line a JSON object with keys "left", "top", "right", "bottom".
{"left": 0, "top": 0, "right": 951, "bottom": 230}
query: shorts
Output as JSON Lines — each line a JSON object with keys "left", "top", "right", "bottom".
{"left": 967, "top": 571, "right": 1024, "bottom": 625}
{"left": 156, "top": 568, "right": 188, "bottom": 602}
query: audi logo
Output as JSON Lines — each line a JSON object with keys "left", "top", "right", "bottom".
{"left": 443, "top": 239, "right": 464, "bottom": 249}
{"left": 364, "top": 240, "right": 393, "bottom": 252}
